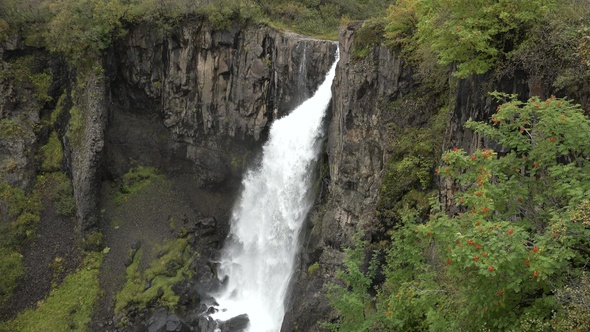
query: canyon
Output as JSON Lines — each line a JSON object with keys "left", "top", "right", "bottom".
{"left": 0, "top": 18, "right": 562, "bottom": 331}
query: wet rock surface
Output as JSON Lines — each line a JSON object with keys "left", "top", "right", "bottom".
{"left": 282, "top": 22, "right": 414, "bottom": 332}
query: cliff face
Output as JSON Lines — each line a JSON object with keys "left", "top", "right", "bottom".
{"left": 0, "top": 21, "right": 337, "bottom": 328}
{"left": 282, "top": 23, "right": 535, "bottom": 331}
{"left": 1, "top": 17, "right": 549, "bottom": 331}
{"left": 282, "top": 23, "right": 417, "bottom": 331}
{"left": 76, "top": 21, "right": 336, "bottom": 231}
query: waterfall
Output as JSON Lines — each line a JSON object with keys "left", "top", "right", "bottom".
{"left": 212, "top": 47, "right": 339, "bottom": 332}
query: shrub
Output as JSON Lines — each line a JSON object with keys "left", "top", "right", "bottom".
{"left": 330, "top": 94, "right": 590, "bottom": 330}
{"left": 385, "top": 0, "right": 560, "bottom": 78}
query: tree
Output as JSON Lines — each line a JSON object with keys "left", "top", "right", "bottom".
{"left": 385, "top": 0, "right": 559, "bottom": 78}
{"left": 330, "top": 93, "right": 590, "bottom": 330}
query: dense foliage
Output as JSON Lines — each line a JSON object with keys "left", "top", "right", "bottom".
{"left": 329, "top": 94, "right": 590, "bottom": 331}
{"left": 385, "top": 0, "right": 590, "bottom": 79}
{"left": 0, "top": 0, "right": 391, "bottom": 63}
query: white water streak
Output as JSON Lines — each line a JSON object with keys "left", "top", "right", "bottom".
{"left": 213, "top": 48, "right": 339, "bottom": 332}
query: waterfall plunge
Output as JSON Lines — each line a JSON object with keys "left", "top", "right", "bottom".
{"left": 213, "top": 48, "right": 339, "bottom": 332}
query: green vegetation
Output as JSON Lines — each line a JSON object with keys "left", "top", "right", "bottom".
{"left": 0, "top": 248, "right": 23, "bottom": 309}
{"left": 40, "top": 131, "right": 63, "bottom": 172}
{"left": 50, "top": 93, "right": 67, "bottom": 127}
{"left": 66, "top": 106, "right": 84, "bottom": 146}
{"left": 351, "top": 18, "right": 387, "bottom": 60}
{"left": 114, "top": 166, "right": 163, "bottom": 206}
{"left": 0, "top": 118, "right": 29, "bottom": 140}
{"left": 384, "top": 0, "right": 590, "bottom": 79}
{"left": 36, "top": 172, "right": 76, "bottom": 217}
{"left": 257, "top": 0, "right": 390, "bottom": 39}
{"left": 82, "top": 231, "right": 104, "bottom": 252}
{"left": 378, "top": 102, "right": 448, "bottom": 231}
{"left": 7, "top": 56, "right": 52, "bottom": 103}
{"left": 0, "top": 252, "right": 104, "bottom": 332}
{"left": 329, "top": 95, "right": 590, "bottom": 331}
{"left": 1, "top": 0, "right": 391, "bottom": 64}
{"left": 308, "top": 262, "right": 320, "bottom": 276}
{"left": 114, "top": 238, "right": 195, "bottom": 317}
{"left": 0, "top": 179, "right": 33, "bottom": 306}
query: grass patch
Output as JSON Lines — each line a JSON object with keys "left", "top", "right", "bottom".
{"left": 114, "top": 166, "right": 163, "bottom": 206}
{"left": 0, "top": 252, "right": 104, "bottom": 332}
{"left": 114, "top": 238, "right": 194, "bottom": 317}
{"left": 36, "top": 172, "right": 76, "bottom": 217}
{"left": 40, "top": 131, "right": 64, "bottom": 172}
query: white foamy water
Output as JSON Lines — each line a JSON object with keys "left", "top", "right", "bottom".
{"left": 212, "top": 48, "right": 339, "bottom": 332}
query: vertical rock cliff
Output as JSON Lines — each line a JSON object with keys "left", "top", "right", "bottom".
{"left": 99, "top": 22, "right": 336, "bottom": 232}
{"left": 281, "top": 22, "right": 540, "bottom": 331}
{"left": 0, "top": 21, "right": 337, "bottom": 328}
{"left": 282, "top": 22, "right": 418, "bottom": 332}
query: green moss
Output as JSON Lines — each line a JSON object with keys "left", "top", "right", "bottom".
{"left": 8, "top": 55, "right": 51, "bottom": 103}
{"left": 1, "top": 158, "right": 18, "bottom": 174}
{"left": 0, "top": 252, "right": 104, "bottom": 332}
{"left": 41, "top": 131, "right": 64, "bottom": 172}
{"left": 351, "top": 18, "right": 386, "bottom": 60}
{"left": 308, "top": 262, "right": 320, "bottom": 276}
{"left": 36, "top": 172, "right": 76, "bottom": 217}
{"left": 82, "top": 231, "right": 104, "bottom": 252}
{"left": 0, "top": 248, "right": 23, "bottom": 307}
{"left": 114, "top": 238, "right": 194, "bottom": 315}
{"left": 50, "top": 93, "right": 67, "bottom": 126}
{"left": 0, "top": 118, "right": 27, "bottom": 139}
{"left": 114, "top": 166, "right": 163, "bottom": 206}
{"left": 66, "top": 106, "right": 83, "bottom": 146}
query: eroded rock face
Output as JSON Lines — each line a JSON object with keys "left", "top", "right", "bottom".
{"left": 115, "top": 23, "right": 335, "bottom": 142}
{"left": 82, "top": 22, "right": 336, "bottom": 230}
{"left": 282, "top": 23, "right": 415, "bottom": 332}
{"left": 70, "top": 71, "right": 110, "bottom": 231}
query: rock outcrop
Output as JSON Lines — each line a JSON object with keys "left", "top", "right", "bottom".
{"left": 67, "top": 21, "right": 336, "bottom": 231}
{"left": 0, "top": 20, "right": 338, "bottom": 328}
{"left": 102, "top": 21, "right": 336, "bottom": 205}
{"left": 282, "top": 22, "right": 416, "bottom": 332}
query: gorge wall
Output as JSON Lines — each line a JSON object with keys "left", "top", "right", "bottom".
{"left": 0, "top": 21, "right": 338, "bottom": 330}
{"left": 282, "top": 23, "right": 539, "bottom": 331}
{"left": 1, "top": 17, "right": 552, "bottom": 331}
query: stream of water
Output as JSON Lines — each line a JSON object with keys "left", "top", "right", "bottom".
{"left": 212, "top": 48, "right": 339, "bottom": 332}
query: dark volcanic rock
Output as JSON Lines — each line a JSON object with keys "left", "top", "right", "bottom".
{"left": 218, "top": 314, "right": 249, "bottom": 332}
{"left": 281, "top": 22, "right": 414, "bottom": 332}
{"left": 103, "top": 22, "right": 337, "bottom": 192}
{"left": 196, "top": 316, "right": 217, "bottom": 332}
{"left": 147, "top": 310, "right": 192, "bottom": 332}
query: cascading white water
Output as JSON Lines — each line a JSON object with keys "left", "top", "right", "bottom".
{"left": 212, "top": 48, "right": 339, "bottom": 332}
